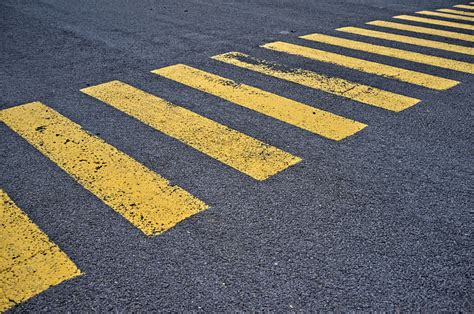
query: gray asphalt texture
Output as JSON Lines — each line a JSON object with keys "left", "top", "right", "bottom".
{"left": 1, "top": 0, "right": 473, "bottom": 311}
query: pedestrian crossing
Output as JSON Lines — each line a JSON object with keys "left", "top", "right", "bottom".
{"left": 0, "top": 189, "right": 81, "bottom": 312}
{"left": 1, "top": 1, "right": 473, "bottom": 309}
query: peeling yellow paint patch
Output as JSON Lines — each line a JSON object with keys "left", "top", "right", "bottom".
{"left": 0, "top": 189, "right": 81, "bottom": 312}
{"left": 0, "top": 102, "right": 208, "bottom": 236}
{"left": 81, "top": 81, "right": 301, "bottom": 180}
{"left": 152, "top": 64, "right": 367, "bottom": 141}
{"left": 300, "top": 33, "right": 474, "bottom": 74}
{"left": 366, "top": 20, "right": 474, "bottom": 42}
{"left": 212, "top": 52, "right": 421, "bottom": 112}
{"left": 261, "top": 41, "right": 459, "bottom": 90}
{"left": 336, "top": 27, "right": 474, "bottom": 56}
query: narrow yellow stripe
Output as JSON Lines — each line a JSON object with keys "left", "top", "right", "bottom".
{"left": 260, "top": 41, "right": 459, "bottom": 90}
{"left": 437, "top": 9, "right": 474, "bottom": 17}
{"left": 212, "top": 52, "right": 421, "bottom": 112}
{"left": 0, "top": 189, "right": 81, "bottom": 312}
{"left": 81, "top": 81, "right": 300, "bottom": 180}
{"left": 152, "top": 64, "right": 367, "bottom": 141}
{"left": 454, "top": 5, "right": 474, "bottom": 10}
{"left": 394, "top": 15, "right": 474, "bottom": 31}
{"left": 416, "top": 10, "right": 474, "bottom": 22}
{"left": 0, "top": 102, "right": 208, "bottom": 236}
{"left": 300, "top": 33, "right": 474, "bottom": 74}
{"left": 337, "top": 26, "right": 474, "bottom": 55}
{"left": 367, "top": 20, "right": 474, "bottom": 42}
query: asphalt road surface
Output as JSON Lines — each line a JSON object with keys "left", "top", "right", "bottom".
{"left": 1, "top": 0, "right": 473, "bottom": 311}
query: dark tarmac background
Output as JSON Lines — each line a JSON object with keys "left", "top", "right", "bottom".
{"left": 1, "top": 0, "right": 472, "bottom": 311}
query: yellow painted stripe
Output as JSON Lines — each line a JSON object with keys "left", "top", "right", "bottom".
{"left": 337, "top": 26, "right": 474, "bottom": 55}
{"left": 394, "top": 15, "right": 474, "bottom": 31}
{"left": 152, "top": 64, "right": 367, "bottom": 140}
{"left": 300, "top": 33, "right": 474, "bottom": 74}
{"left": 81, "top": 81, "right": 300, "bottom": 180}
{"left": 367, "top": 20, "right": 474, "bottom": 42}
{"left": 437, "top": 9, "right": 474, "bottom": 17}
{"left": 260, "top": 41, "right": 459, "bottom": 90}
{"left": 0, "top": 102, "right": 208, "bottom": 236}
{"left": 454, "top": 5, "right": 474, "bottom": 10}
{"left": 0, "top": 189, "right": 81, "bottom": 312}
{"left": 212, "top": 52, "right": 421, "bottom": 112}
{"left": 416, "top": 10, "right": 474, "bottom": 22}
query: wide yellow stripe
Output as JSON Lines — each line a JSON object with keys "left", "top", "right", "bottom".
{"left": 261, "top": 41, "right": 459, "bottom": 90}
{"left": 0, "top": 189, "right": 81, "bottom": 312}
{"left": 212, "top": 52, "right": 420, "bottom": 112}
{"left": 454, "top": 5, "right": 474, "bottom": 10}
{"left": 0, "top": 102, "right": 208, "bottom": 236}
{"left": 81, "top": 81, "right": 300, "bottom": 180}
{"left": 394, "top": 15, "right": 474, "bottom": 31}
{"left": 367, "top": 20, "right": 474, "bottom": 42}
{"left": 152, "top": 64, "right": 367, "bottom": 141}
{"left": 337, "top": 26, "right": 474, "bottom": 56}
{"left": 416, "top": 10, "right": 474, "bottom": 22}
{"left": 437, "top": 9, "right": 474, "bottom": 17}
{"left": 300, "top": 33, "right": 474, "bottom": 74}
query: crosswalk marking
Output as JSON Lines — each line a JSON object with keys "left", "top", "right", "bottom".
{"left": 0, "top": 102, "right": 208, "bottom": 236}
{"left": 152, "top": 64, "right": 367, "bottom": 141}
{"left": 394, "top": 15, "right": 474, "bottom": 31}
{"left": 260, "top": 41, "right": 459, "bottom": 90}
{"left": 416, "top": 10, "right": 474, "bottom": 22}
{"left": 212, "top": 52, "right": 420, "bottom": 112}
{"left": 81, "top": 81, "right": 300, "bottom": 180}
{"left": 337, "top": 26, "right": 474, "bottom": 55}
{"left": 454, "top": 5, "right": 474, "bottom": 10}
{"left": 436, "top": 9, "right": 474, "bottom": 17}
{"left": 300, "top": 33, "right": 474, "bottom": 74}
{"left": 366, "top": 20, "right": 474, "bottom": 42}
{"left": 0, "top": 189, "right": 81, "bottom": 312}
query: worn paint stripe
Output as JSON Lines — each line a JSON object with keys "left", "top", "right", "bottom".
{"left": 394, "top": 15, "right": 474, "bottom": 31}
{"left": 367, "top": 20, "right": 474, "bottom": 42}
{"left": 437, "top": 9, "right": 474, "bottom": 17}
{"left": 260, "top": 41, "right": 459, "bottom": 90}
{"left": 212, "top": 52, "right": 420, "bottom": 112}
{"left": 300, "top": 33, "right": 474, "bottom": 74}
{"left": 152, "top": 64, "right": 367, "bottom": 140}
{"left": 454, "top": 5, "right": 474, "bottom": 10}
{"left": 0, "top": 189, "right": 81, "bottom": 312}
{"left": 81, "top": 81, "right": 300, "bottom": 180}
{"left": 0, "top": 102, "right": 208, "bottom": 236}
{"left": 337, "top": 26, "right": 474, "bottom": 56}
{"left": 416, "top": 10, "right": 474, "bottom": 22}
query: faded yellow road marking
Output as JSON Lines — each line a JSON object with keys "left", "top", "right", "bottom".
{"left": 416, "top": 10, "right": 474, "bottom": 22}
{"left": 0, "top": 189, "right": 81, "bottom": 312}
{"left": 454, "top": 5, "right": 474, "bottom": 10}
{"left": 437, "top": 9, "right": 474, "bottom": 17}
{"left": 394, "top": 15, "right": 474, "bottom": 31}
{"left": 81, "top": 81, "right": 300, "bottom": 180}
{"left": 152, "top": 64, "right": 367, "bottom": 141}
{"left": 212, "top": 52, "right": 420, "bottom": 111}
{"left": 260, "top": 41, "right": 459, "bottom": 90}
{"left": 337, "top": 26, "right": 474, "bottom": 56}
{"left": 300, "top": 33, "right": 474, "bottom": 74}
{"left": 367, "top": 20, "right": 474, "bottom": 42}
{"left": 0, "top": 102, "right": 208, "bottom": 236}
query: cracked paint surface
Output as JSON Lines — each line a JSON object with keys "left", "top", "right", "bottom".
{"left": 81, "top": 81, "right": 301, "bottom": 180}
{"left": 212, "top": 52, "right": 421, "bottom": 112}
{"left": 0, "top": 102, "right": 208, "bottom": 236}
{"left": 0, "top": 189, "right": 81, "bottom": 312}
{"left": 152, "top": 64, "right": 367, "bottom": 141}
